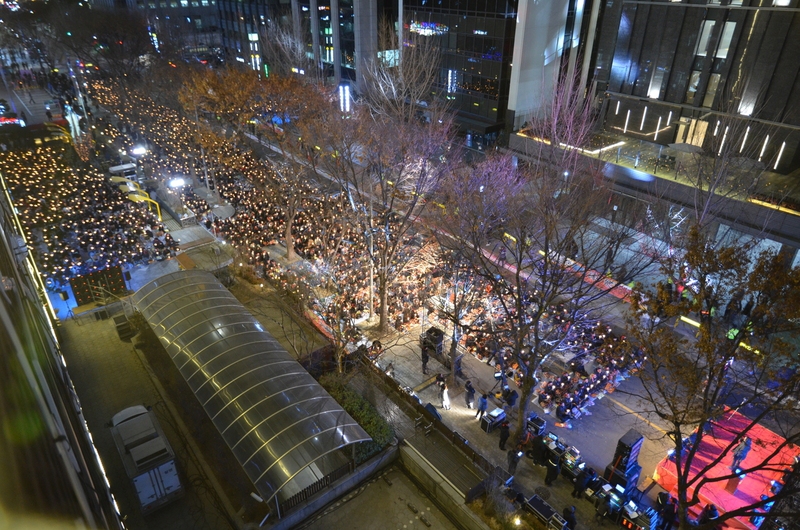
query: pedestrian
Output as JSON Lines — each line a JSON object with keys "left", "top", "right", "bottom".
{"left": 507, "top": 448, "right": 522, "bottom": 476}
{"left": 530, "top": 435, "right": 548, "bottom": 466}
{"left": 731, "top": 436, "right": 751, "bottom": 470}
{"left": 45, "top": 109, "right": 52, "bottom": 121}
{"left": 596, "top": 494, "right": 614, "bottom": 523}
{"left": 464, "top": 380, "right": 476, "bottom": 409}
{"left": 435, "top": 373, "right": 446, "bottom": 389}
{"left": 421, "top": 347, "right": 429, "bottom": 374}
{"left": 697, "top": 503, "right": 719, "bottom": 525}
{"left": 545, "top": 455, "right": 561, "bottom": 486}
{"left": 506, "top": 388, "right": 518, "bottom": 408}
{"left": 498, "top": 420, "right": 511, "bottom": 450}
{"left": 476, "top": 393, "right": 488, "bottom": 420}
{"left": 562, "top": 505, "right": 577, "bottom": 530}
{"left": 571, "top": 466, "right": 592, "bottom": 498}
{"left": 658, "top": 496, "right": 677, "bottom": 530}
{"left": 440, "top": 383, "right": 451, "bottom": 410}
{"left": 28, "top": 90, "right": 35, "bottom": 104}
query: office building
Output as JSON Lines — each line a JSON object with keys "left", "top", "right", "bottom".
{"left": 592, "top": 0, "right": 800, "bottom": 173}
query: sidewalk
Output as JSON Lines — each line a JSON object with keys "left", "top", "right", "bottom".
{"left": 362, "top": 320, "right": 658, "bottom": 530}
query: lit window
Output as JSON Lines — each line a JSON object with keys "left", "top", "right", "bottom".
{"left": 773, "top": 0, "right": 791, "bottom": 5}
{"left": 180, "top": 0, "right": 188, "bottom": 6}
{"left": 702, "top": 74, "right": 721, "bottom": 108}
{"left": 694, "top": 20, "right": 716, "bottom": 56}
{"left": 685, "top": 70, "right": 701, "bottom": 103}
{"left": 716, "top": 22, "right": 735, "bottom": 58}
{"left": 201, "top": 0, "right": 208, "bottom": 4}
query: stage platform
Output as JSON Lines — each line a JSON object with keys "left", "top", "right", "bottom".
{"left": 653, "top": 408, "right": 800, "bottom": 529}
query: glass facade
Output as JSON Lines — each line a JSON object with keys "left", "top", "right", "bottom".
{"left": 404, "top": 0, "right": 517, "bottom": 128}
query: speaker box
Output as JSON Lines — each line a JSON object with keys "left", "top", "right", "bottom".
{"left": 59, "top": 290, "right": 69, "bottom": 301}
{"left": 614, "top": 429, "right": 644, "bottom": 473}
{"left": 604, "top": 463, "right": 641, "bottom": 501}
{"left": 123, "top": 270, "right": 131, "bottom": 281}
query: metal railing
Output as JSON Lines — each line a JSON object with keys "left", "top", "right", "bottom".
{"left": 278, "top": 460, "right": 354, "bottom": 515}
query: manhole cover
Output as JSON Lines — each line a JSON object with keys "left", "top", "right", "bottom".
{"left": 534, "top": 486, "right": 550, "bottom": 500}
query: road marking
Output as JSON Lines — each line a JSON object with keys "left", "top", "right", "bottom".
{"left": 605, "top": 395, "right": 668, "bottom": 435}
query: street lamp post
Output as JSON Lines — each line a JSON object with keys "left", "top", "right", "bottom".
{"left": 168, "top": 177, "right": 186, "bottom": 217}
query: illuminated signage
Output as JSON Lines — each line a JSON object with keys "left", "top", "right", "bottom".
{"left": 408, "top": 21, "right": 448, "bottom": 36}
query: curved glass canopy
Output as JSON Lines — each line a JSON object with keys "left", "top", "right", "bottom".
{"left": 132, "top": 270, "right": 370, "bottom": 504}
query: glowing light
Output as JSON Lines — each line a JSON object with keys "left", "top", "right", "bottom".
{"left": 654, "top": 116, "right": 662, "bottom": 141}
{"left": 639, "top": 107, "right": 647, "bottom": 130}
{"left": 739, "top": 126, "right": 750, "bottom": 153}
{"left": 758, "top": 135, "right": 769, "bottom": 162}
{"left": 623, "top": 110, "right": 631, "bottom": 134}
{"left": 774, "top": 141, "right": 786, "bottom": 170}
{"left": 408, "top": 21, "right": 449, "bottom": 36}
{"left": 718, "top": 126, "right": 729, "bottom": 155}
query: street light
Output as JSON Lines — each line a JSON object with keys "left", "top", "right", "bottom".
{"left": 168, "top": 177, "right": 186, "bottom": 216}
{"left": 131, "top": 145, "right": 147, "bottom": 156}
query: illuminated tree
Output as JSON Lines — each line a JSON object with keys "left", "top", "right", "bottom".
{"left": 620, "top": 109, "right": 800, "bottom": 529}
{"left": 623, "top": 224, "right": 800, "bottom": 529}
{"left": 435, "top": 71, "right": 657, "bottom": 444}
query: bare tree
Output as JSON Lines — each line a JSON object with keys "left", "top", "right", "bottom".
{"left": 435, "top": 71, "right": 658, "bottom": 445}
{"left": 623, "top": 224, "right": 800, "bottom": 529}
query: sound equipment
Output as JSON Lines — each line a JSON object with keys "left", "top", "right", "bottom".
{"left": 59, "top": 290, "right": 69, "bottom": 301}
{"left": 420, "top": 326, "right": 445, "bottom": 355}
{"left": 614, "top": 429, "right": 644, "bottom": 474}
{"left": 604, "top": 463, "right": 642, "bottom": 501}
{"left": 69, "top": 265, "right": 128, "bottom": 306}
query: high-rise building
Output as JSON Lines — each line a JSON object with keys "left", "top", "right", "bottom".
{"left": 217, "top": 0, "right": 590, "bottom": 134}
{"left": 93, "top": 0, "right": 222, "bottom": 58}
{"left": 592, "top": 0, "right": 800, "bottom": 173}
{"left": 0, "top": 177, "right": 123, "bottom": 529}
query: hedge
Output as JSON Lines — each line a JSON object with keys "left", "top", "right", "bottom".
{"left": 319, "top": 374, "right": 395, "bottom": 464}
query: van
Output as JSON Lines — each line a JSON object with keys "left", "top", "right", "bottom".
{"left": 110, "top": 405, "right": 183, "bottom": 514}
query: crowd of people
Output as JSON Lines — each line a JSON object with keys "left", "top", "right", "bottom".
{"left": 87, "top": 80, "right": 439, "bottom": 336}
{"left": 0, "top": 147, "right": 175, "bottom": 290}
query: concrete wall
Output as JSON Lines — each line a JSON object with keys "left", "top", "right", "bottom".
{"left": 507, "top": 0, "right": 571, "bottom": 130}
{"left": 400, "top": 442, "right": 491, "bottom": 530}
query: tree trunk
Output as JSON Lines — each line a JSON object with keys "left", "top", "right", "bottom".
{"left": 378, "top": 274, "right": 389, "bottom": 332}
{"left": 285, "top": 213, "right": 296, "bottom": 262}
{"left": 449, "top": 327, "right": 459, "bottom": 387}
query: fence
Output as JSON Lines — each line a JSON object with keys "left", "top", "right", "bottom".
{"left": 278, "top": 460, "right": 354, "bottom": 516}
{"left": 363, "top": 357, "right": 497, "bottom": 478}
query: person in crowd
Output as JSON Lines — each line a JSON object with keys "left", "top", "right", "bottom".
{"left": 476, "top": 394, "right": 489, "bottom": 420}
{"left": 658, "top": 496, "right": 677, "bottom": 530}
{"left": 421, "top": 347, "right": 430, "bottom": 375}
{"left": 545, "top": 454, "right": 561, "bottom": 486}
{"left": 464, "top": 380, "right": 476, "bottom": 409}
{"left": 507, "top": 448, "right": 522, "bottom": 476}
{"left": 697, "top": 503, "right": 719, "bottom": 525}
{"left": 731, "top": 436, "right": 751, "bottom": 470}
{"left": 596, "top": 494, "right": 615, "bottom": 524}
{"left": 440, "top": 383, "right": 451, "bottom": 410}
{"left": 562, "top": 505, "right": 577, "bottom": 530}
{"left": 572, "top": 466, "right": 593, "bottom": 498}
{"left": 498, "top": 420, "right": 511, "bottom": 450}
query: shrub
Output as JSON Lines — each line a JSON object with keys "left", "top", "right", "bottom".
{"left": 319, "top": 373, "right": 394, "bottom": 464}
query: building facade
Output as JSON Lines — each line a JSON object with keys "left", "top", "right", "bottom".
{"left": 592, "top": 0, "right": 800, "bottom": 173}
{"left": 93, "top": 0, "right": 222, "bottom": 57}
{"left": 0, "top": 176, "right": 123, "bottom": 529}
